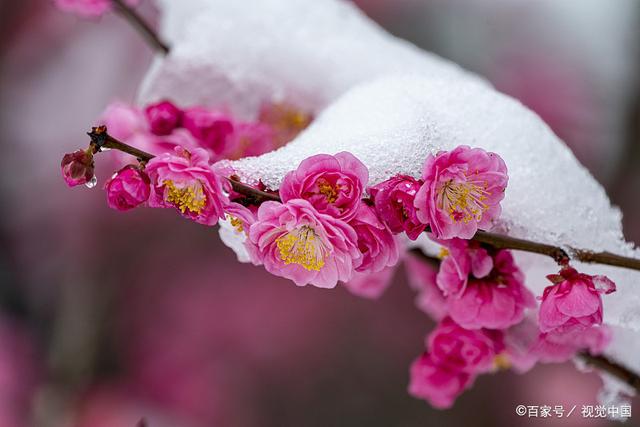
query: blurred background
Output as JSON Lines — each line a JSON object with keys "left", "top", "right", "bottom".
{"left": 1, "top": 0, "right": 639, "bottom": 426}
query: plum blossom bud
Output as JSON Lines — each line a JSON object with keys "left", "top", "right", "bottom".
{"left": 349, "top": 203, "right": 399, "bottom": 273}
{"left": 538, "top": 267, "right": 615, "bottom": 334}
{"left": 105, "top": 165, "right": 151, "bottom": 211}
{"left": 408, "top": 352, "right": 472, "bottom": 409}
{"left": 427, "top": 317, "right": 502, "bottom": 374}
{"left": 182, "top": 107, "right": 234, "bottom": 157}
{"left": 145, "top": 100, "right": 183, "bottom": 136}
{"left": 369, "top": 174, "right": 425, "bottom": 240}
{"left": 61, "top": 149, "right": 95, "bottom": 187}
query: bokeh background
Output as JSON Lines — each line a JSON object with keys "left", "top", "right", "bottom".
{"left": 1, "top": 1, "right": 639, "bottom": 426}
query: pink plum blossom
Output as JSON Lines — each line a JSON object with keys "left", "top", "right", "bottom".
{"left": 145, "top": 100, "right": 183, "bottom": 136}
{"left": 368, "top": 174, "right": 425, "bottom": 240}
{"left": 415, "top": 146, "right": 508, "bottom": 239}
{"left": 405, "top": 254, "right": 448, "bottom": 321}
{"left": 408, "top": 352, "right": 473, "bottom": 409}
{"left": 343, "top": 265, "right": 396, "bottom": 299}
{"left": 54, "top": 0, "right": 139, "bottom": 17}
{"left": 225, "top": 122, "right": 275, "bottom": 160}
{"left": 258, "top": 101, "right": 312, "bottom": 147}
{"left": 61, "top": 149, "right": 94, "bottom": 187}
{"left": 182, "top": 107, "right": 234, "bottom": 159}
{"left": 146, "top": 147, "right": 229, "bottom": 225}
{"left": 279, "top": 152, "right": 368, "bottom": 221}
{"left": 349, "top": 203, "right": 399, "bottom": 273}
{"left": 222, "top": 202, "right": 257, "bottom": 235}
{"left": 248, "top": 199, "right": 362, "bottom": 288}
{"left": 447, "top": 250, "right": 535, "bottom": 330}
{"left": 538, "top": 267, "right": 615, "bottom": 334}
{"left": 428, "top": 317, "right": 503, "bottom": 374}
{"left": 104, "top": 165, "right": 150, "bottom": 211}
{"left": 435, "top": 238, "right": 493, "bottom": 297}
{"left": 100, "top": 102, "right": 146, "bottom": 141}
{"left": 219, "top": 202, "right": 259, "bottom": 263}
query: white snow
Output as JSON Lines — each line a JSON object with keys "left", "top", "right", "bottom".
{"left": 140, "top": 0, "right": 640, "bottom": 389}
{"left": 138, "top": 0, "right": 480, "bottom": 119}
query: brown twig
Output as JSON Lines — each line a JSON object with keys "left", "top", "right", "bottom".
{"left": 577, "top": 352, "right": 640, "bottom": 393}
{"left": 87, "top": 126, "right": 640, "bottom": 271}
{"left": 470, "top": 230, "right": 640, "bottom": 271}
{"left": 111, "top": 0, "right": 169, "bottom": 55}
{"left": 88, "top": 127, "right": 279, "bottom": 204}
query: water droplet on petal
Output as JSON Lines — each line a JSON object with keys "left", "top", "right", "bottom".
{"left": 85, "top": 175, "right": 98, "bottom": 188}
{"left": 100, "top": 146, "right": 111, "bottom": 152}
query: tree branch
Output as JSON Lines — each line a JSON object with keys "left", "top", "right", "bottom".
{"left": 86, "top": 127, "right": 640, "bottom": 392}
{"left": 471, "top": 230, "right": 640, "bottom": 271}
{"left": 88, "top": 126, "right": 279, "bottom": 204}
{"left": 87, "top": 126, "right": 640, "bottom": 271}
{"left": 111, "top": 0, "right": 169, "bottom": 55}
{"left": 577, "top": 352, "right": 640, "bottom": 393}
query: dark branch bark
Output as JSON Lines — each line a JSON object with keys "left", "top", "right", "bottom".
{"left": 578, "top": 352, "right": 640, "bottom": 393}
{"left": 471, "top": 230, "right": 640, "bottom": 271}
{"left": 89, "top": 127, "right": 279, "bottom": 204}
{"left": 112, "top": 0, "right": 169, "bottom": 55}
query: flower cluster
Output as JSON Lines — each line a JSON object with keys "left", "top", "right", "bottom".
{"left": 215, "top": 147, "right": 615, "bottom": 408}
{"left": 61, "top": 99, "right": 311, "bottom": 220}
{"left": 102, "top": 99, "right": 310, "bottom": 164}
{"left": 62, "top": 135, "right": 618, "bottom": 409}
{"left": 409, "top": 317, "right": 504, "bottom": 408}
{"left": 406, "top": 251, "right": 616, "bottom": 407}
{"left": 222, "top": 146, "right": 507, "bottom": 290}
{"left": 242, "top": 152, "right": 399, "bottom": 288}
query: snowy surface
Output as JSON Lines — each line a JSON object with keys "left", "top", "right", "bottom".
{"left": 141, "top": 0, "right": 640, "bottom": 392}
{"left": 139, "top": 0, "right": 480, "bottom": 119}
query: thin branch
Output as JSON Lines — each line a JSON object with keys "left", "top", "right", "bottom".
{"left": 87, "top": 127, "right": 279, "bottom": 204}
{"left": 87, "top": 126, "right": 640, "bottom": 271}
{"left": 227, "top": 177, "right": 281, "bottom": 203}
{"left": 578, "top": 352, "right": 640, "bottom": 393}
{"left": 471, "top": 229, "right": 640, "bottom": 271}
{"left": 111, "top": 0, "right": 169, "bottom": 55}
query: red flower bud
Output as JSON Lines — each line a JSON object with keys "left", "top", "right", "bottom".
{"left": 61, "top": 149, "right": 95, "bottom": 187}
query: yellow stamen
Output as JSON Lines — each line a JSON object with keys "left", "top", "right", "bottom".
{"left": 438, "top": 178, "right": 489, "bottom": 223}
{"left": 317, "top": 179, "right": 338, "bottom": 203}
{"left": 276, "top": 226, "right": 327, "bottom": 271}
{"left": 164, "top": 179, "right": 207, "bottom": 214}
{"left": 493, "top": 353, "right": 511, "bottom": 370}
{"left": 228, "top": 215, "right": 244, "bottom": 233}
{"left": 438, "top": 247, "right": 450, "bottom": 259}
